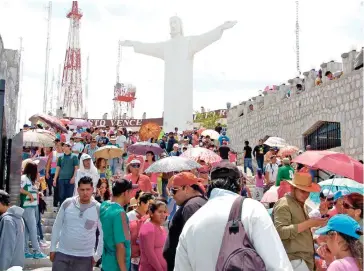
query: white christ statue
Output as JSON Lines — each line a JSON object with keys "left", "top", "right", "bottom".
{"left": 121, "top": 16, "right": 237, "bottom": 132}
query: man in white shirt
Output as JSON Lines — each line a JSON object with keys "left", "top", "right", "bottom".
{"left": 174, "top": 161, "right": 293, "bottom": 271}
{"left": 116, "top": 128, "right": 127, "bottom": 150}
{"left": 50, "top": 176, "right": 103, "bottom": 271}
{"left": 72, "top": 135, "right": 84, "bottom": 154}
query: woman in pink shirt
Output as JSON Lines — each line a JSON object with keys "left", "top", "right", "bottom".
{"left": 139, "top": 200, "right": 168, "bottom": 271}
{"left": 125, "top": 159, "right": 153, "bottom": 197}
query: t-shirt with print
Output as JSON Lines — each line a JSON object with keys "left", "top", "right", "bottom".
{"left": 20, "top": 175, "right": 38, "bottom": 208}
{"left": 253, "top": 145, "right": 265, "bottom": 158}
{"left": 100, "top": 201, "right": 131, "bottom": 271}
{"left": 275, "top": 165, "right": 294, "bottom": 186}
{"left": 57, "top": 153, "right": 79, "bottom": 180}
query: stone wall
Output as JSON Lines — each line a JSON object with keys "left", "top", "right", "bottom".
{"left": 227, "top": 49, "right": 363, "bottom": 160}
{"left": 0, "top": 35, "right": 20, "bottom": 138}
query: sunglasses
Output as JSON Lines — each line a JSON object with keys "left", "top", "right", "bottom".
{"left": 170, "top": 186, "right": 183, "bottom": 195}
{"left": 130, "top": 164, "right": 140, "bottom": 168}
{"left": 343, "top": 202, "right": 355, "bottom": 209}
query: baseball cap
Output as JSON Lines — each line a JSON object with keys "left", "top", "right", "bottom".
{"left": 315, "top": 214, "right": 362, "bottom": 239}
{"left": 112, "top": 179, "right": 138, "bottom": 196}
{"left": 210, "top": 161, "right": 241, "bottom": 180}
{"left": 81, "top": 154, "right": 92, "bottom": 161}
{"left": 23, "top": 124, "right": 29, "bottom": 128}
{"left": 63, "top": 141, "right": 72, "bottom": 147}
{"left": 168, "top": 172, "right": 201, "bottom": 188}
{"left": 173, "top": 143, "right": 179, "bottom": 148}
{"left": 129, "top": 159, "right": 141, "bottom": 165}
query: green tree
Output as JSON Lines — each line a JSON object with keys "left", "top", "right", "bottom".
{"left": 194, "top": 111, "right": 221, "bottom": 129}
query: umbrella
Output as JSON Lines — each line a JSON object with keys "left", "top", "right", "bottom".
{"left": 31, "top": 128, "right": 56, "bottom": 137}
{"left": 293, "top": 151, "right": 364, "bottom": 183}
{"left": 145, "top": 156, "right": 201, "bottom": 173}
{"left": 23, "top": 130, "right": 55, "bottom": 147}
{"left": 128, "top": 141, "right": 164, "bottom": 155}
{"left": 181, "top": 147, "right": 222, "bottom": 164}
{"left": 139, "top": 122, "right": 161, "bottom": 141}
{"left": 95, "top": 145, "right": 123, "bottom": 159}
{"left": 201, "top": 129, "right": 220, "bottom": 140}
{"left": 264, "top": 137, "right": 288, "bottom": 148}
{"left": 261, "top": 185, "right": 279, "bottom": 203}
{"left": 22, "top": 157, "right": 47, "bottom": 172}
{"left": 60, "top": 119, "right": 71, "bottom": 125}
{"left": 197, "top": 128, "right": 206, "bottom": 134}
{"left": 277, "top": 145, "right": 299, "bottom": 157}
{"left": 29, "top": 113, "right": 67, "bottom": 133}
{"left": 70, "top": 118, "right": 92, "bottom": 128}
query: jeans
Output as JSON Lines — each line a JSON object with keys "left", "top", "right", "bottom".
{"left": 109, "top": 158, "right": 119, "bottom": 175}
{"left": 46, "top": 172, "right": 54, "bottom": 196}
{"left": 36, "top": 207, "right": 44, "bottom": 241}
{"left": 256, "top": 156, "right": 264, "bottom": 171}
{"left": 161, "top": 179, "right": 168, "bottom": 199}
{"left": 23, "top": 207, "right": 41, "bottom": 253}
{"left": 58, "top": 179, "right": 74, "bottom": 206}
{"left": 244, "top": 158, "right": 254, "bottom": 175}
{"left": 53, "top": 183, "right": 60, "bottom": 208}
{"left": 130, "top": 263, "right": 139, "bottom": 271}
{"left": 53, "top": 252, "right": 93, "bottom": 271}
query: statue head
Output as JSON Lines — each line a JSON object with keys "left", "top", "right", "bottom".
{"left": 169, "top": 16, "right": 183, "bottom": 38}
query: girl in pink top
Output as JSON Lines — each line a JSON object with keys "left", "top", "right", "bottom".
{"left": 139, "top": 201, "right": 168, "bottom": 271}
{"left": 125, "top": 159, "right": 153, "bottom": 198}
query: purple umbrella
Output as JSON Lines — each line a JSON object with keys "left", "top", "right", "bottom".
{"left": 70, "top": 119, "right": 92, "bottom": 128}
{"left": 29, "top": 113, "right": 67, "bottom": 133}
{"left": 128, "top": 141, "right": 164, "bottom": 155}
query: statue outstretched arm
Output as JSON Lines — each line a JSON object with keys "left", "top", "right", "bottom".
{"left": 120, "top": 40, "right": 165, "bottom": 60}
{"left": 189, "top": 21, "right": 237, "bottom": 56}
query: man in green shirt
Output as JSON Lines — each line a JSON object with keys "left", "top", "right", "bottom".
{"left": 276, "top": 158, "right": 294, "bottom": 186}
{"left": 100, "top": 179, "right": 137, "bottom": 271}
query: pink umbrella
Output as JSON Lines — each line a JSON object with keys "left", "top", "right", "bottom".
{"left": 261, "top": 185, "right": 279, "bottom": 203}
{"left": 181, "top": 147, "right": 222, "bottom": 164}
{"left": 70, "top": 119, "right": 92, "bottom": 128}
{"left": 29, "top": 113, "right": 67, "bottom": 133}
{"left": 293, "top": 151, "right": 363, "bottom": 183}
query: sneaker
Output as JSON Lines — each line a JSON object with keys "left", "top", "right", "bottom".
{"left": 25, "top": 252, "right": 34, "bottom": 259}
{"left": 33, "top": 251, "right": 47, "bottom": 259}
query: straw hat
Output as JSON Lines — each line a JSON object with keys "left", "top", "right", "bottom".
{"left": 287, "top": 173, "right": 320, "bottom": 193}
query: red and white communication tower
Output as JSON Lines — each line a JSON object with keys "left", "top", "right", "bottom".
{"left": 60, "top": 1, "right": 83, "bottom": 118}
{"left": 112, "top": 41, "right": 136, "bottom": 119}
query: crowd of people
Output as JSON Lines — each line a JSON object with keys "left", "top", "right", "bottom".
{"left": 0, "top": 123, "right": 362, "bottom": 271}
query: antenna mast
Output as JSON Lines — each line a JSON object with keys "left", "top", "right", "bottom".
{"left": 56, "top": 64, "right": 62, "bottom": 109}
{"left": 295, "top": 0, "right": 300, "bottom": 75}
{"left": 48, "top": 69, "right": 55, "bottom": 114}
{"left": 43, "top": 1, "right": 52, "bottom": 113}
{"left": 84, "top": 55, "right": 89, "bottom": 118}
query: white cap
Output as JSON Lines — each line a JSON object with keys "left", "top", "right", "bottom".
{"left": 81, "top": 154, "right": 92, "bottom": 161}
{"left": 130, "top": 159, "right": 141, "bottom": 164}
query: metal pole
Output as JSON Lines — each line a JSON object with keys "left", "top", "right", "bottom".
{"left": 0, "top": 80, "right": 5, "bottom": 189}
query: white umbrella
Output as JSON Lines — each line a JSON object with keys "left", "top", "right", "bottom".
{"left": 23, "top": 130, "right": 55, "bottom": 147}
{"left": 264, "top": 137, "right": 288, "bottom": 148}
{"left": 201, "top": 129, "right": 220, "bottom": 140}
{"left": 145, "top": 156, "right": 201, "bottom": 173}
{"left": 319, "top": 178, "right": 364, "bottom": 190}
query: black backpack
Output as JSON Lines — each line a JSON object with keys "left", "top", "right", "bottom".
{"left": 215, "top": 196, "right": 266, "bottom": 271}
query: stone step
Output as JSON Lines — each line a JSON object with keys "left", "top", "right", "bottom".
{"left": 44, "top": 233, "right": 52, "bottom": 242}
{"left": 43, "top": 218, "right": 55, "bottom": 227}
{"left": 43, "top": 211, "right": 57, "bottom": 219}
{"left": 42, "top": 225, "right": 53, "bottom": 234}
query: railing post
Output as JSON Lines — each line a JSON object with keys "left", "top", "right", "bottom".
{"left": 0, "top": 80, "right": 5, "bottom": 190}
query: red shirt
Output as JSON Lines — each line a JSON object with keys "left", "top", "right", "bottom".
{"left": 124, "top": 173, "right": 152, "bottom": 197}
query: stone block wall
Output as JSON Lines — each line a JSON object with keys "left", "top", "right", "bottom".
{"left": 227, "top": 49, "right": 363, "bottom": 160}
{"left": 0, "top": 35, "right": 20, "bottom": 138}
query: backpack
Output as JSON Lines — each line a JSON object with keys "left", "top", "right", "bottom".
{"left": 215, "top": 196, "right": 266, "bottom": 271}
{"left": 130, "top": 214, "right": 148, "bottom": 258}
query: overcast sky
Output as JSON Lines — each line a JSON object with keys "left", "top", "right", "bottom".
{"left": 0, "top": 0, "right": 362, "bottom": 124}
